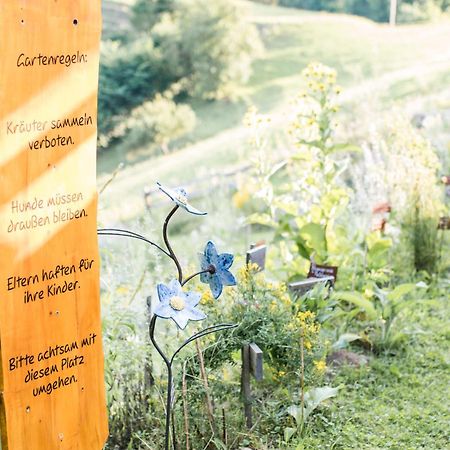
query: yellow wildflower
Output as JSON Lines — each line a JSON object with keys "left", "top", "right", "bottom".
{"left": 200, "top": 290, "right": 214, "bottom": 305}
{"left": 232, "top": 189, "right": 250, "bottom": 209}
{"left": 313, "top": 359, "right": 327, "bottom": 374}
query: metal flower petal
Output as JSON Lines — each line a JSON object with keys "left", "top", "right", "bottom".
{"left": 218, "top": 253, "right": 234, "bottom": 270}
{"left": 157, "top": 182, "right": 207, "bottom": 216}
{"left": 219, "top": 269, "right": 236, "bottom": 286}
{"left": 200, "top": 241, "right": 236, "bottom": 299}
{"left": 155, "top": 279, "right": 206, "bottom": 330}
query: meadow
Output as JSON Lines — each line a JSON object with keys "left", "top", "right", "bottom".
{"left": 98, "top": 2, "right": 450, "bottom": 449}
{"left": 98, "top": 0, "right": 450, "bottom": 223}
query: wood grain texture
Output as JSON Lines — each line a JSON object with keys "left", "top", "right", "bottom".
{"left": 0, "top": 2, "right": 108, "bottom": 449}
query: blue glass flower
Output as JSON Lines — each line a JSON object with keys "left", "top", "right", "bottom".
{"left": 200, "top": 241, "right": 236, "bottom": 299}
{"left": 154, "top": 279, "right": 206, "bottom": 330}
{"left": 157, "top": 182, "right": 207, "bottom": 216}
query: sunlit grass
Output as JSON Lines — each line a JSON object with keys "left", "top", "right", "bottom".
{"left": 98, "top": 1, "right": 450, "bottom": 224}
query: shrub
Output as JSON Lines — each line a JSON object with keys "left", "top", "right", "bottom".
{"left": 131, "top": 0, "right": 174, "bottom": 32}
{"left": 398, "top": 0, "right": 442, "bottom": 23}
{"left": 279, "top": 0, "right": 390, "bottom": 21}
{"left": 198, "top": 264, "right": 322, "bottom": 380}
{"left": 386, "top": 117, "right": 443, "bottom": 273}
{"left": 158, "top": 0, "right": 263, "bottom": 99}
{"left": 98, "top": 38, "right": 176, "bottom": 146}
{"left": 279, "top": 0, "right": 447, "bottom": 22}
{"left": 125, "top": 94, "right": 196, "bottom": 152}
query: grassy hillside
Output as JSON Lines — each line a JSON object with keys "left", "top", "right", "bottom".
{"left": 97, "top": 0, "right": 450, "bottom": 223}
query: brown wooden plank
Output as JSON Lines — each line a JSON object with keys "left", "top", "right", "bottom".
{"left": 0, "top": 2, "right": 108, "bottom": 449}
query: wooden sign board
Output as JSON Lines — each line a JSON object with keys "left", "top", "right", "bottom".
{"left": 246, "top": 244, "right": 267, "bottom": 271}
{"left": 308, "top": 262, "right": 338, "bottom": 282}
{"left": 0, "top": 2, "right": 108, "bottom": 449}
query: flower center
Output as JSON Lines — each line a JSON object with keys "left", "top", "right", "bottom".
{"left": 207, "top": 264, "right": 216, "bottom": 274}
{"left": 174, "top": 192, "right": 188, "bottom": 205}
{"left": 170, "top": 295, "right": 185, "bottom": 311}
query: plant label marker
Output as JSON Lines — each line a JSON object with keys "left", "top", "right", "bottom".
{"left": 0, "top": 2, "right": 107, "bottom": 449}
{"left": 288, "top": 262, "right": 337, "bottom": 296}
{"left": 307, "top": 262, "right": 338, "bottom": 281}
{"left": 246, "top": 243, "right": 267, "bottom": 271}
{"left": 288, "top": 276, "right": 335, "bottom": 296}
{"left": 438, "top": 217, "right": 450, "bottom": 230}
{"left": 241, "top": 245, "right": 265, "bottom": 428}
{"left": 249, "top": 343, "right": 264, "bottom": 381}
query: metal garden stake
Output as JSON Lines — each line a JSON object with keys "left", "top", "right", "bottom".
{"left": 99, "top": 182, "right": 238, "bottom": 450}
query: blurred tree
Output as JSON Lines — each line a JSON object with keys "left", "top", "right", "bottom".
{"left": 98, "top": 38, "right": 177, "bottom": 147}
{"left": 348, "top": 0, "right": 390, "bottom": 22}
{"left": 157, "top": 0, "right": 263, "bottom": 99}
{"left": 131, "top": 0, "right": 174, "bottom": 32}
{"left": 98, "top": 0, "right": 263, "bottom": 149}
{"left": 278, "top": 0, "right": 447, "bottom": 21}
{"left": 398, "top": 0, "right": 443, "bottom": 22}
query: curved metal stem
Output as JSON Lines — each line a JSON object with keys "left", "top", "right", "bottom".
{"left": 149, "top": 316, "right": 172, "bottom": 450}
{"left": 149, "top": 315, "right": 237, "bottom": 450}
{"left": 170, "top": 323, "right": 237, "bottom": 364}
{"left": 181, "top": 269, "right": 210, "bottom": 286}
{"left": 97, "top": 228, "right": 171, "bottom": 258}
{"left": 162, "top": 206, "right": 183, "bottom": 282}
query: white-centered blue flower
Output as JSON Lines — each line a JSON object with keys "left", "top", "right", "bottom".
{"left": 200, "top": 241, "right": 236, "bottom": 299}
{"left": 154, "top": 279, "right": 206, "bottom": 330}
{"left": 157, "top": 182, "right": 207, "bottom": 216}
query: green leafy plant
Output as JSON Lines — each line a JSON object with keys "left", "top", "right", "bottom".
{"left": 285, "top": 386, "right": 340, "bottom": 441}
{"left": 385, "top": 117, "right": 443, "bottom": 275}
{"left": 332, "top": 282, "right": 429, "bottom": 348}
{"left": 243, "top": 63, "right": 360, "bottom": 281}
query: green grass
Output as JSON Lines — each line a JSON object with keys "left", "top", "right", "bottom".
{"left": 297, "top": 294, "right": 450, "bottom": 450}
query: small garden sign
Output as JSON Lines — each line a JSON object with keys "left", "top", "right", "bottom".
{"left": 0, "top": 2, "right": 107, "bottom": 449}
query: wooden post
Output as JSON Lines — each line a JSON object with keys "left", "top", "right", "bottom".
{"left": 0, "top": 2, "right": 107, "bottom": 449}
{"left": 390, "top": 0, "right": 398, "bottom": 26}
{"left": 241, "top": 345, "right": 253, "bottom": 429}
{"left": 241, "top": 343, "right": 264, "bottom": 428}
